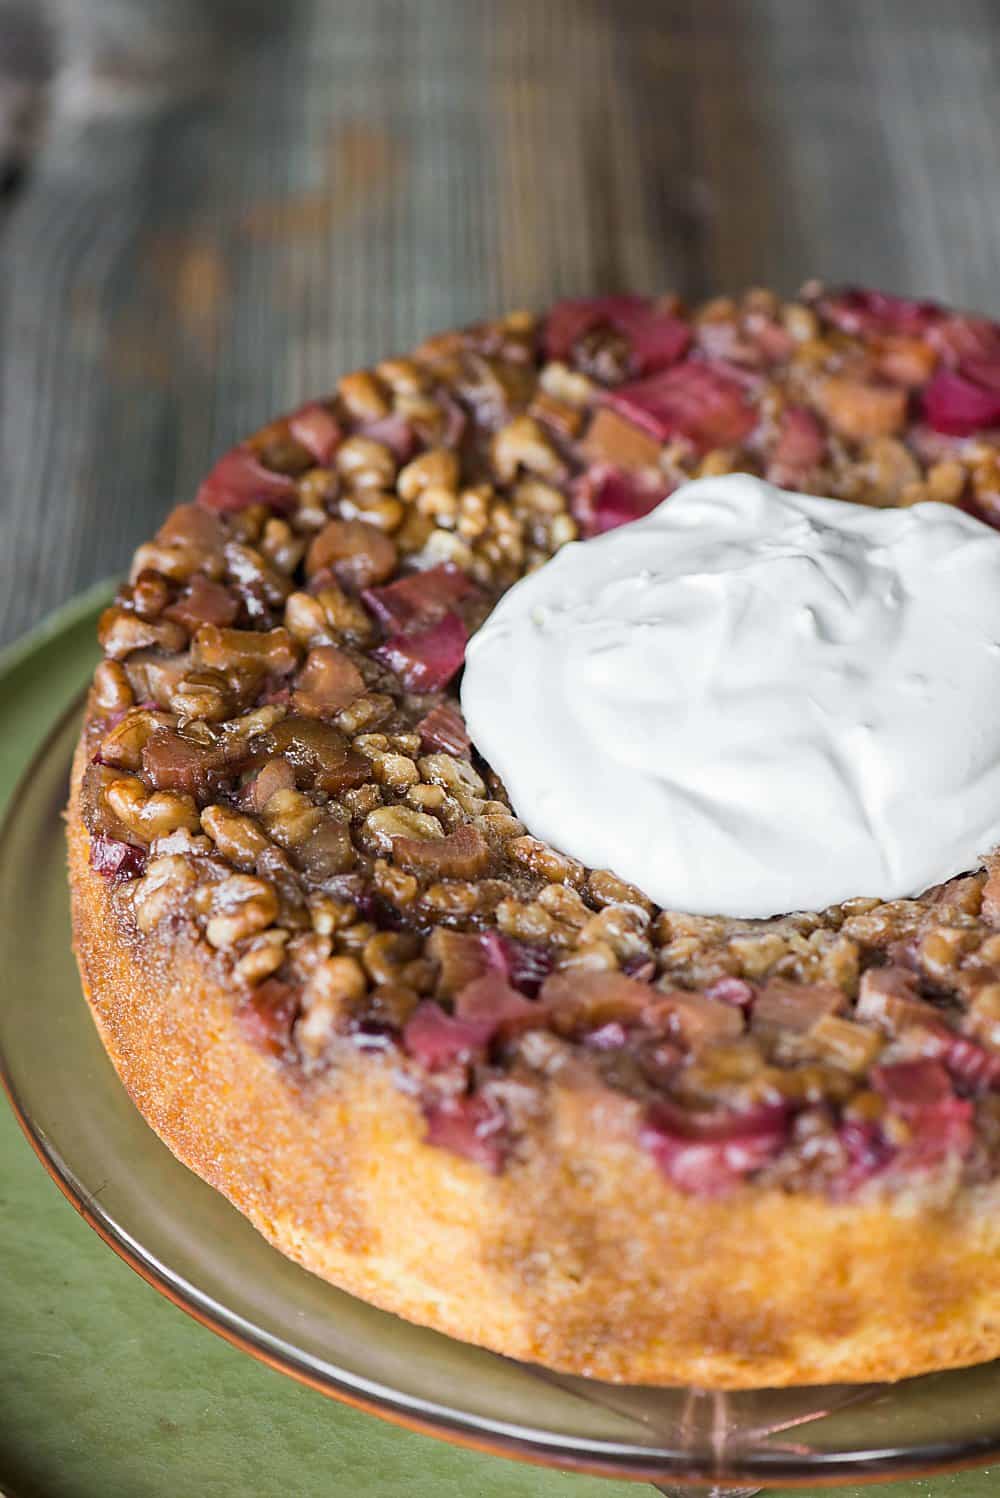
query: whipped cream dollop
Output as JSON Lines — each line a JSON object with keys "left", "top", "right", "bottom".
{"left": 461, "top": 474, "right": 1000, "bottom": 918}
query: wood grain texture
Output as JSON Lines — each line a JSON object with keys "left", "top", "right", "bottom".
{"left": 2, "top": 0, "right": 1000, "bottom": 646}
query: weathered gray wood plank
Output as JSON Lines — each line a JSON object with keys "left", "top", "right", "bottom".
{"left": 3, "top": 0, "right": 1000, "bottom": 647}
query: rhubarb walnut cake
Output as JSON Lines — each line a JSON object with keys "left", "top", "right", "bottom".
{"left": 68, "top": 285, "right": 1000, "bottom": 1388}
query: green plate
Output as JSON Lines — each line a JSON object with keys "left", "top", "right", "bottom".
{"left": 2, "top": 590, "right": 1000, "bottom": 1498}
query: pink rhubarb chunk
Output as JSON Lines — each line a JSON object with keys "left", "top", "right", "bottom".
{"left": 359, "top": 414, "right": 417, "bottom": 462}
{"left": 833, "top": 1120, "right": 896, "bottom": 1198}
{"left": 197, "top": 446, "right": 298, "bottom": 514}
{"left": 872, "top": 1058, "right": 953, "bottom": 1107}
{"left": 288, "top": 402, "right": 341, "bottom": 464}
{"left": 929, "top": 314, "right": 1000, "bottom": 365}
{"left": 89, "top": 833, "right": 147, "bottom": 883}
{"left": 415, "top": 700, "right": 471, "bottom": 755}
{"left": 640, "top": 1099, "right": 790, "bottom": 1197}
{"left": 479, "top": 929, "right": 553, "bottom": 996}
{"left": 871, "top": 1059, "right": 974, "bottom": 1165}
{"left": 545, "top": 295, "right": 692, "bottom": 375}
{"left": 605, "top": 360, "right": 758, "bottom": 453}
{"left": 422, "top": 1094, "right": 507, "bottom": 1173}
{"left": 922, "top": 368, "right": 1000, "bottom": 435}
{"left": 572, "top": 465, "right": 669, "bottom": 537}
{"left": 453, "top": 971, "right": 545, "bottom": 1039}
{"left": 819, "top": 287, "right": 943, "bottom": 337}
{"left": 704, "top": 977, "right": 755, "bottom": 1009}
{"left": 236, "top": 980, "right": 297, "bottom": 1058}
{"left": 402, "top": 1000, "right": 493, "bottom": 1070}
{"left": 363, "top": 562, "right": 479, "bottom": 634}
{"left": 766, "top": 405, "right": 826, "bottom": 486}
{"left": 919, "top": 1025, "right": 1000, "bottom": 1091}
{"left": 373, "top": 611, "right": 469, "bottom": 693}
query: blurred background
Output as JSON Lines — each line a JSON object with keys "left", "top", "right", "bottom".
{"left": 1, "top": 0, "right": 999, "bottom": 648}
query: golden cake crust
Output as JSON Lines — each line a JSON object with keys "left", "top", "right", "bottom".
{"left": 69, "top": 737, "right": 1000, "bottom": 1388}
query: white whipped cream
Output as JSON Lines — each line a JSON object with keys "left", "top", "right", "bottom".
{"left": 461, "top": 474, "right": 1000, "bottom": 918}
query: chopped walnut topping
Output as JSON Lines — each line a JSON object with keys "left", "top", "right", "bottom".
{"left": 337, "top": 373, "right": 390, "bottom": 424}
{"left": 131, "top": 855, "right": 198, "bottom": 932}
{"left": 203, "top": 875, "right": 280, "bottom": 949}
{"left": 103, "top": 775, "right": 200, "bottom": 841}
{"left": 201, "top": 805, "right": 271, "bottom": 869}
{"left": 81, "top": 284, "right": 1000, "bottom": 1195}
{"left": 98, "top": 608, "right": 187, "bottom": 660}
{"left": 192, "top": 624, "right": 299, "bottom": 676}
{"left": 398, "top": 448, "right": 459, "bottom": 501}
{"left": 93, "top": 660, "right": 134, "bottom": 715}
{"left": 306, "top": 519, "right": 397, "bottom": 588}
{"left": 336, "top": 434, "right": 397, "bottom": 489}
{"left": 363, "top": 805, "right": 444, "bottom": 854}
{"left": 507, "top": 836, "right": 585, "bottom": 887}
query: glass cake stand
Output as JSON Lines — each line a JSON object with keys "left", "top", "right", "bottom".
{"left": 3, "top": 699, "right": 1000, "bottom": 1492}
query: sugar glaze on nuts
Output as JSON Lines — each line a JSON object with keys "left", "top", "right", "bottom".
{"left": 78, "top": 285, "right": 1000, "bottom": 1199}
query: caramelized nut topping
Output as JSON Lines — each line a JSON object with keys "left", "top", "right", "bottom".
{"left": 305, "top": 519, "right": 398, "bottom": 588}
{"left": 192, "top": 624, "right": 299, "bottom": 676}
{"left": 81, "top": 284, "right": 1000, "bottom": 1194}
{"left": 204, "top": 875, "right": 280, "bottom": 948}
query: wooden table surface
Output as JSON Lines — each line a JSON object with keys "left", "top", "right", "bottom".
{"left": 2, "top": 0, "right": 999, "bottom": 648}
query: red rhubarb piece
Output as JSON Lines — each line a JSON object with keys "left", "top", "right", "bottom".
{"left": 572, "top": 465, "right": 669, "bottom": 538}
{"left": 479, "top": 930, "right": 552, "bottom": 997}
{"left": 640, "top": 1099, "right": 789, "bottom": 1197}
{"left": 546, "top": 295, "right": 648, "bottom": 360}
{"left": 871, "top": 1059, "right": 974, "bottom": 1165}
{"left": 704, "top": 976, "right": 755, "bottom": 1009}
{"left": 832, "top": 1120, "right": 896, "bottom": 1198}
{"left": 624, "top": 308, "right": 693, "bottom": 375}
{"left": 89, "top": 833, "right": 147, "bottom": 883}
{"left": 928, "top": 313, "right": 1000, "bottom": 365}
{"left": 422, "top": 1094, "right": 507, "bottom": 1172}
{"left": 746, "top": 314, "right": 794, "bottom": 363}
{"left": 373, "top": 612, "right": 468, "bottom": 693}
{"left": 923, "top": 368, "right": 1000, "bottom": 435}
{"left": 766, "top": 405, "right": 826, "bottom": 486}
{"left": 961, "top": 357, "right": 1000, "bottom": 393}
{"left": 363, "top": 563, "right": 479, "bottom": 634}
{"left": 359, "top": 414, "right": 418, "bottom": 462}
{"left": 197, "top": 446, "right": 298, "bottom": 514}
{"left": 236, "top": 980, "right": 298, "bottom": 1058}
{"left": 392, "top": 823, "right": 491, "bottom": 880}
{"left": 902, "top": 1096, "right": 975, "bottom": 1167}
{"left": 541, "top": 969, "right": 659, "bottom": 1032}
{"left": 288, "top": 402, "right": 341, "bottom": 464}
{"left": 141, "top": 728, "right": 226, "bottom": 798}
{"left": 605, "top": 360, "right": 757, "bottom": 452}
{"left": 819, "top": 287, "right": 943, "bottom": 337}
{"left": 415, "top": 699, "right": 471, "bottom": 755}
{"left": 402, "top": 1000, "right": 493, "bottom": 1070}
{"left": 872, "top": 1058, "right": 953, "bottom": 1107}
{"left": 917, "top": 1025, "right": 1000, "bottom": 1092}
{"left": 546, "top": 296, "right": 692, "bottom": 375}
{"left": 941, "top": 1033, "right": 1000, "bottom": 1091}
{"left": 454, "top": 971, "right": 544, "bottom": 1039}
